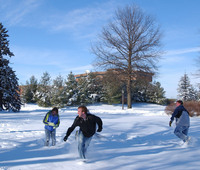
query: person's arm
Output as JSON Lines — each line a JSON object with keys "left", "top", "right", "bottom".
{"left": 64, "top": 117, "right": 79, "bottom": 141}
{"left": 43, "top": 112, "right": 50, "bottom": 125}
{"left": 95, "top": 115, "right": 103, "bottom": 132}
{"left": 169, "top": 106, "right": 181, "bottom": 126}
{"left": 52, "top": 116, "right": 60, "bottom": 129}
{"left": 170, "top": 107, "right": 180, "bottom": 122}
{"left": 55, "top": 116, "right": 60, "bottom": 128}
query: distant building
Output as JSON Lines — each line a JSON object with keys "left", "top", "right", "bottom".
{"left": 74, "top": 69, "right": 153, "bottom": 82}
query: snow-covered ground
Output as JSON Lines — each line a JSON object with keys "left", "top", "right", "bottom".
{"left": 1, "top": 103, "right": 200, "bottom": 170}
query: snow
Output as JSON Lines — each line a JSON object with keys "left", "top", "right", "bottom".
{"left": 1, "top": 103, "right": 200, "bottom": 170}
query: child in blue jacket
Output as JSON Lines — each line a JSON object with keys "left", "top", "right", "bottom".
{"left": 43, "top": 107, "right": 60, "bottom": 146}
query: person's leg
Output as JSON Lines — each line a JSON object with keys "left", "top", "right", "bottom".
{"left": 84, "top": 136, "right": 92, "bottom": 156}
{"left": 78, "top": 130, "right": 86, "bottom": 159}
{"left": 182, "top": 126, "right": 189, "bottom": 136}
{"left": 174, "top": 126, "right": 188, "bottom": 142}
{"left": 183, "top": 126, "right": 190, "bottom": 142}
{"left": 51, "top": 130, "right": 56, "bottom": 146}
{"left": 45, "top": 129, "right": 50, "bottom": 146}
{"left": 78, "top": 130, "right": 92, "bottom": 159}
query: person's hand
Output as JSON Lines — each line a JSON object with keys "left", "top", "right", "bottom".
{"left": 63, "top": 136, "right": 68, "bottom": 142}
{"left": 48, "top": 122, "right": 55, "bottom": 126}
{"left": 97, "top": 128, "right": 102, "bottom": 132}
{"left": 169, "top": 121, "right": 172, "bottom": 127}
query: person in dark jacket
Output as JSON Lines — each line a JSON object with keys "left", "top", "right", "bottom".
{"left": 169, "top": 100, "right": 190, "bottom": 143}
{"left": 43, "top": 107, "right": 60, "bottom": 146}
{"left": 63, "top": 105, "right": 103, "bottom": 159}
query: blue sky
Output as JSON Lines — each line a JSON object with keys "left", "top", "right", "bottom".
{"left": 0, "top": 0, "right": 200, "bottom": 98}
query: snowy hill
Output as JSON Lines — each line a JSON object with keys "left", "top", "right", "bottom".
{"left": 1, "top": 103, "right": 200, "bottom": 170}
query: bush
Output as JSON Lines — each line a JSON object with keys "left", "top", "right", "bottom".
{"left": 165, "top": 98, "right": 176, "bottom": 105}
{"left": 165, "top": 101, "right": 200, "bottom": 117}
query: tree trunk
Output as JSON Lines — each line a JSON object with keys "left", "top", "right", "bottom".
{"left": 122, "top": 89, "right": 124, "bottom": 110}
{"left": 127, "top": 78, "right": 132, "bottom": 109}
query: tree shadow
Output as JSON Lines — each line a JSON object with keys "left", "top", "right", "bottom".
{"left": 89, "top": 125, "right": 200, "bottom": 169}
{"left": 0, "top": 139, "right": 73, "bottom": 167}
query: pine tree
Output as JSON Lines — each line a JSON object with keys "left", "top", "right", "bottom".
{"left": 36, "top": 72, "right": 52, "bottom": 107}
{"left": 146, "top": 81, "right": 166, "bottom": 104}
{"left": 77, "top": 76, "right": 91, "bottom": 105}
{"left": 101, "top": 70, "right": 123, "bottom": 104}
{"left": 177, "top": 73, "right": 196, "bottom": 101}
{"left": 0, "top": 23, "right": 21, "bottom": 111}
{"left": 64, "top": 72, "right": 78, "bottom": 105}
{"left": 21, "top": 76, "right": 38, "bottom": 103}
{"left": 188, "top": 85, "right": 198, "bottom": 101}
{"left": 132, "top": 78, "right": 166, "bottom": 104}
{"left": 51, "top": 75, "right": 66, "bottom": 107}
{"left": 86, "top": 72, "right": 103, "bottom": 103}
{"left": 132, "top": 78, "right": 149, "bottom": 102}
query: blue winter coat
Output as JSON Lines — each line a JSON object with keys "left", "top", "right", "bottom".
{"left": 170, "top": 105, "right": 190, "bottom": 127}
{"left": 43, "top": 111, "right": 60, "bottom": 131}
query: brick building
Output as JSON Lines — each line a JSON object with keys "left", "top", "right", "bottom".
{"left": 74, "top": 69, "right": 153, "bottom": 82}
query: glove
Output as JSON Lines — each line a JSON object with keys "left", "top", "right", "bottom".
{"left": 169, "top": 121, "right": 172, "bottom": 127}
{"left": 97, "top": 128, "right": 102, "bottom": 132}
{"left": 63, "top": 136, "right": 68, "bottom": 142}
{"left": 48, "top": 122, "right": 55, "bottom": 126}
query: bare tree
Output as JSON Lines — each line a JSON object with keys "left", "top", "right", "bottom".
{"left": 91, "top": 5, "right": 163, "bottom": 108}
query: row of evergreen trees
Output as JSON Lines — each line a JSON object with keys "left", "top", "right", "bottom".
{"left": 21, "top": 72, "right": 103, "bottom": 107}
{"left": 21, "top": 71, "right": 166, "bottom": 108}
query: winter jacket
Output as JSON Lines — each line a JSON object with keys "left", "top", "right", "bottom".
{"left": 43, "top": 111, "right": 60, "bottom": 131}
{"left": 170, "top": 105, "right": 190, "bottom": 127}
{"left": 66, "top": 113, "right": 103, "bottom": 138}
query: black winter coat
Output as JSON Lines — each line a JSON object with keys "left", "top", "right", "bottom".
{"left": 66, "top": 113, "right": 103, "bottom": 138}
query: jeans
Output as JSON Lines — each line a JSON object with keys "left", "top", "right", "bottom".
{"left": 78, "top": 130, "right": 92, "bottom": 159}
{"left": 174, "top": 125, "right": 189, "bottom": 142}
{"left": 45, "top": 128, "right": 56, "bottom": 146}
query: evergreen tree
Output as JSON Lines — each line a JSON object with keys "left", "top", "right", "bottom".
{"left": 64, "top": 72, "right": 78, "bottom": 105}
{"left": 132, "top": 78, "right": 150, "bottom": 102}
{"left": 132, "top": 79, "right": 166, "bottom": 104}
{"left": 36, "top": 72, "right": 52, "bottom": 107}
{"left": 51, "top": 75, "right": 66, "bottom": 107}
{"left": 21, "top": 76, "right": 38, "bottom": 103}
{"left": 188, "top": 85, "right": 198, "bottom": 101}
{"left": 65, "top": 72, "right": 104, "bottom": 105}
{"left": 87, "top": 72, "right": 103, "bottom": 102}
{"left": 0, "top": 23, "right": 21, "bottom": 111}
{"left": 101, "top": 70, "right": 123, "bottom": 104}
{"left": 177, "top": 73, "right": 197, "bottom": 101}
{"left": 154, "top": 82, "right": 166, "bottom": 103}
{"left": 146, "top": 81, "right": 166, "bottom": 104}
{"left": 77, "top": 76, "right": 91, "bottom": 104}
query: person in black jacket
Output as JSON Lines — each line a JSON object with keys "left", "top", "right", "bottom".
{"left": 63, "top": 105, "right": 103, "bottom": 159}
